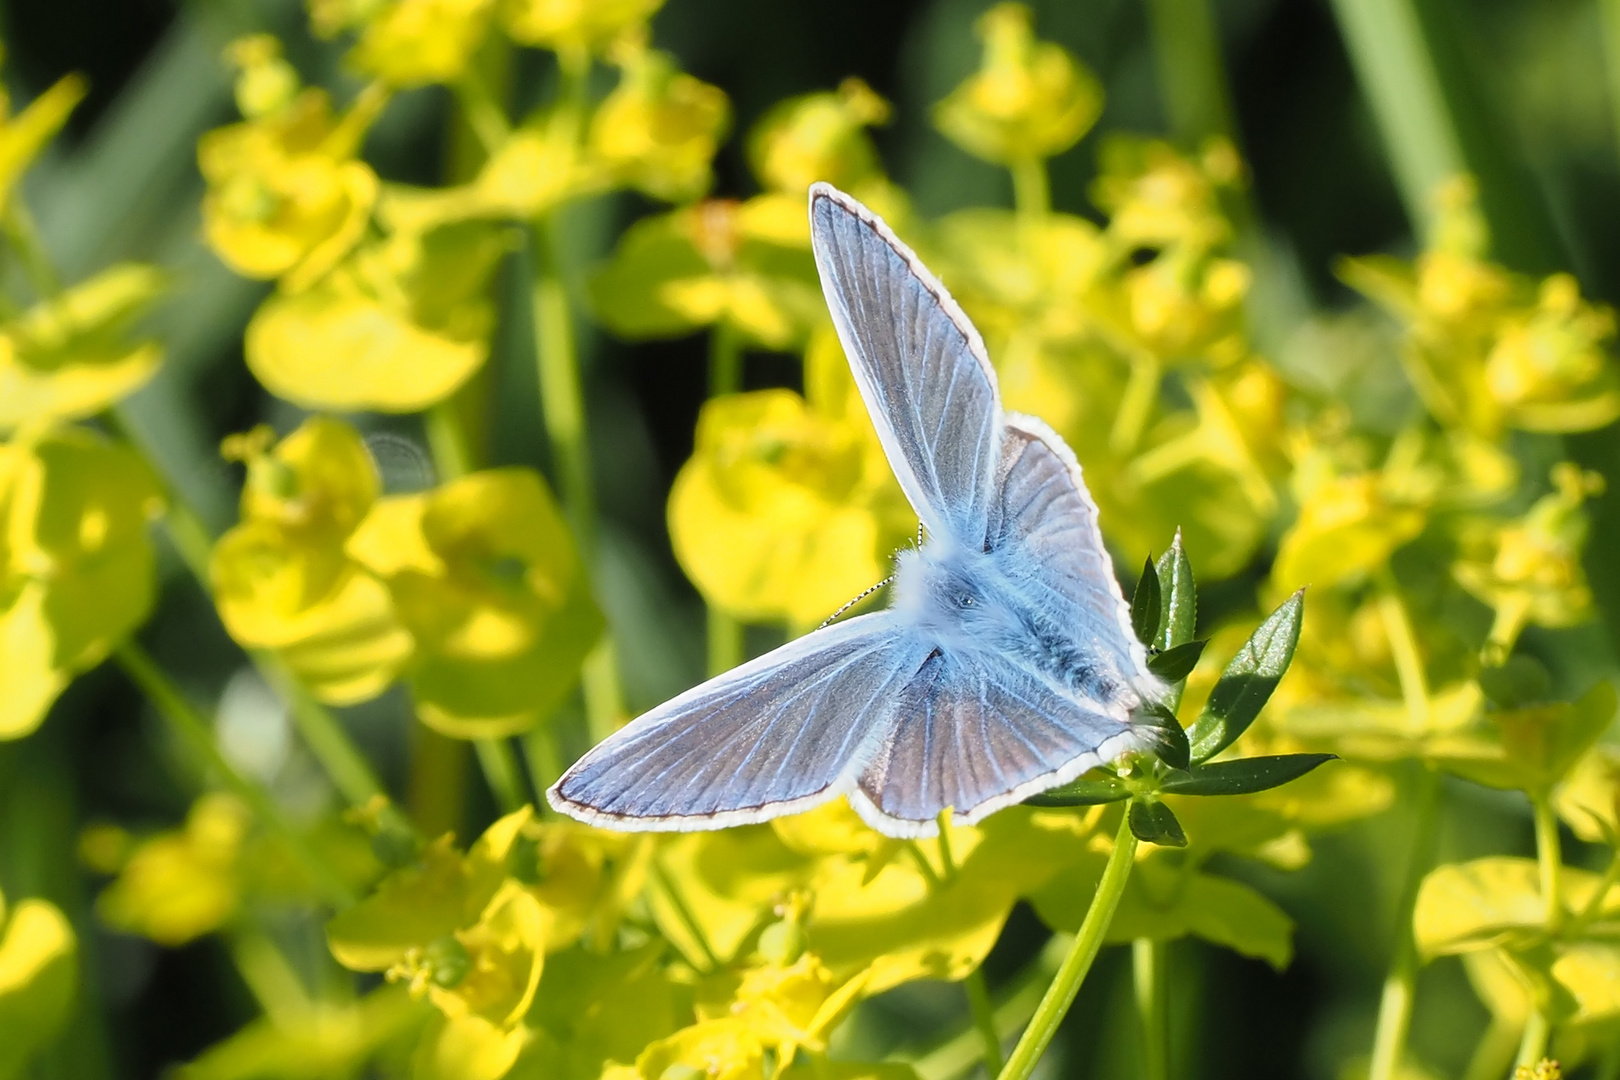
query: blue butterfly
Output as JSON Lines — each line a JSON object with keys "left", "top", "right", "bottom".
{"left": 548, "top": 182, "right": 1165, "bottom": 839}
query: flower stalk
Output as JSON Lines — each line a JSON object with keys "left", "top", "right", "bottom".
{"left": 997, "top": 809, "right": 1139, "bottom": 1080}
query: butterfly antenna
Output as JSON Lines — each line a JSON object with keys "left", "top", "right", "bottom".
{"left": 917, "top": 520, "right": 925, "bottom": 547}
{"left": 820, "top": 576, "right": 894, "bottom": 628}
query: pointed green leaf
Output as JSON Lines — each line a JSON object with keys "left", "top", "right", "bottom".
{"left": 1159, "top": 754, "right": 1337, "bottom": 797}
{"left": 1025, "top": 775, "right": 1131, "bottom": 807}
{"left": 1131, "top": 557, "right": 1161, "bottom": 648}
{"left": 1154, "top": 529, "right": 1196, "bottom": 650}
{"left": 1142, "top": 702, "right": 1191, "bottom": 771}
{"left": 1147, "top": 640, "right": 1206, "bottom": 683}
{"left": 1187, "top": 590, "right": 1305, "bottom": 764}
{"left": 1128, "top": 799, "right": 1187, "bottom": 847}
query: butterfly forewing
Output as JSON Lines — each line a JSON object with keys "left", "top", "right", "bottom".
{"left": 809, "top": 183, "right": 1003, "bottom": 547}
{"left": 549, "top": 613, "right": 931, "bottom": 830}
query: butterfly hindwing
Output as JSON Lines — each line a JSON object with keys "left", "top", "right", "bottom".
{"left": 548, "top": 613, "right": 932, "bottom": 830}
{"left": 851, "top": 649, "right": 1140, "bottom": 835}
{"left": 809, "top": 182, "right": 1003, "bottom": 547}
{"left": 988, "top": 413, "right": 1154, "bottom": 704}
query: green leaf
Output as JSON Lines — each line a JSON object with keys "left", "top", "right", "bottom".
{"left": 1128, "top": 799, "right": 1187, "bottom": 847}
{"left": 1187, "top": 590, "right": 1304, "bottom": 764}
{"left": 1025, "top": 775, "right": 1131, "bottom": 807}
{"left": 1159, "top": 754, "right": 1336, "bottom": 797}
{"left": 1147, "top": 640, "right": 1206, "bottom": 683}
{"left": 1153, "top": 529, "right": 1196, "bottom": 650}
{"left": 1131, "top": 556, "right": 1161, "bottom": 648}
{"left": 1142, "top": 702, "right": 1191, "bottom": 771}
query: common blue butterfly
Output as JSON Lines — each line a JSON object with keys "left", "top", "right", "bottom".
{"left": 548, "top": 182, "right": 1164, "bottom": 839}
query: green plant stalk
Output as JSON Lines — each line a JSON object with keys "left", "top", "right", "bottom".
{"left": 1374, "top": 572, "right": 1430, "bottom": 731}
{"left": 1144, "top": 0, "right": 1235, "bottom": 146}
{"left": 1324, "top": 0, "right": 1466, "bottom": 241}
{"left": 1110, "top": 353, "right": 1162, "bottom": 457}
{"left": 473, "top": 738, "right": 528, "bottom": 814}
{"left": 1533, "top": 795, "right": 1564, "bottom": 934}
{"left": 1366, "top": 766, "right": 1442, "bottom": 1080}
{"left": 965, "top": 968, "right": 1004, "bottom": 1078}
{"left": 651, "top": 856, "right": 721, "bottom": 972}
{"left": 1461, "top": 1015, "right": 1520, "bottom": 1080}
{"left": 1514, "top": 1009, "right": 1551, "bottom": 1073}
{"left": 1603, "top": 0, "right": 1620, "bottom": 180}
{"left": 703, "top": 322, "right": 746, "bottom": 678}
{"left": 531, "top": 219, "right": 625, "bottom": 744}
{"left": 997, "top": 810, "right": 1139, "bottom": 1080}
{"left": 115, "top": 641, "right": 355, "bottom": 907}
{"left": 1010, "top": 157, "right": 1050, "bottom": 220}
{"left": 907, "top": 932, "right": 1070, "bottom": 1080}
{"left": 1132, "top": 938, "right": 1169, "bottom": 1080}
{"left": 522, "top": 726, "right": 565, "bottom": 811}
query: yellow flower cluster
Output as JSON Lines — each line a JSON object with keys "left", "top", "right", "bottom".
{"left": 0, "top": 0, "right": 1616, "bottom": 1075}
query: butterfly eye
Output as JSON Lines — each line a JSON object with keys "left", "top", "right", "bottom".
{"left": 957, "top": 593, "right": 976, "bottom": 609}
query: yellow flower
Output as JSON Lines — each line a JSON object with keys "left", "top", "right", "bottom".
{"left": 667, "top": 390, "right": 906, "bottom": 625}
{"left": 96, "top": 795, "right": 250, "bottom": 945}
{"left": 749, "top": 78, "right": 891, "bottom": 197}
{"left": 330, "top": 811, "right": 547, "bottom": 1079}
{"left": 501, "top": 0, "right": 664, "bottom": 54}
{"left": 245, "top": 218, "right": 504, "bottom": 412}
{"left": 199, "top": 87, "right": 379, "bottom": 290}
{"left": 1, "top": 427, "right": 161, "bottom": 738}
{"left": 589, "top": 40, "right": 730, "bottom": 203}
{"left": 1273, "top": 472, "right": 1428, "bottom": 592}
{"left": 210, "top": 418, "right": 413, "bottom": 705}
{"left": 0, "top": 887, "right": 77, "bottom": 1080}
{"left": 1453, "top": 464, "right": 1602, "bottom": 634}
{"left": 1091, "top": 136, "right": 1239, "bottom": 254}
{"left": 348, "top": 0, "right": 495, "bottom": 87}
{"left": 632, "top": 1018, "right": 765, "bottom": 1080}
{"left": 589, "top": 199, "right": 823, "bottom": 349}
{"left": 933, "top": 3, "right": 1101, "bottom": 165}
{"left": 346, "top": 468, "right": 601, "bottom": 737}
{"left": 1484, "top": 274, "right": 1620, "bottom": 431}
{"left": 0, "top": 263, "right": 166, "bottom": 433}
{"left": 226, "top": 35, "right": 301, "bottom": 119}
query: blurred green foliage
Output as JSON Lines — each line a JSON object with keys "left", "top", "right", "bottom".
{"left": 3, "top": 0, "right": 1620, "bottom": 1078}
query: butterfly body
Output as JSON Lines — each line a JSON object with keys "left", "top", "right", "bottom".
{"left": 548, "top": 183, "right": 1161, "bottom": 839}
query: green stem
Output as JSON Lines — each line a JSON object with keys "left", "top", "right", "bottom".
{"left": 521, "top": 727, "right": 564, "bottom": 812}
{"left": 115, "top": 641, "right": 355, "bottom": 907}
{"left": 651, "top": 856, "right": 721, "bottom": 972}
{"left": 1110, "top": 353, "right": 1162, "bottom": 457}
{"left": 1143, "top": 0, "right": 1236, "bottom": 146}
{"left": 1533, "top": 795, "right": 1564, "bottom": 934}
{"left": 4, "top": 201, "right": 60, "bottom": 297}
{"left": 530, "top": 219, "right": 625, "bottom": 742}
{"left": 473, "top": 738, "right": 528, "bottom": 814}
{"left": 425, "top": 400, "right": 477, "bottom": 482}
{"left": 1133, "top": 938, "right": 1169, "bottom": 1080}
{"left": 1366, "top": 766, "right": 1442, "bottom": 1080}
{"left": 965, "top": 968, "right": 1004, "bottom": 1078}
{"left": 906, "top": 932, "right": 1069, "bottom": 1078}
{"left": 997, "top": 810, "right": 1139, "bottom": 1080}
{"left": 1461, "top": 1015, "right": 1520, "bottom": 1080}
{"left": 1324, "top": 0, "right": 1466, "bottom": 242}
{"left": 1010, "top": 157, "right": 1049, "bottom": 220}
{"left": 709, "top": 320, "right": 743, "bottom": 398}
{"left": 1602, "top": 0, "right": 1620, "bottom": 181}
{"left": 1570, "top": 846, "right": 1620, "bottom": 936}
{"left": 1513, "top": 1009, "right": 1551, "bottom": 1074}
{"left": 707, "top": 609, "right": 743, "bottom": 678}
{"left": 1375, "top": 570, "right": 1430, "bottom": 731}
